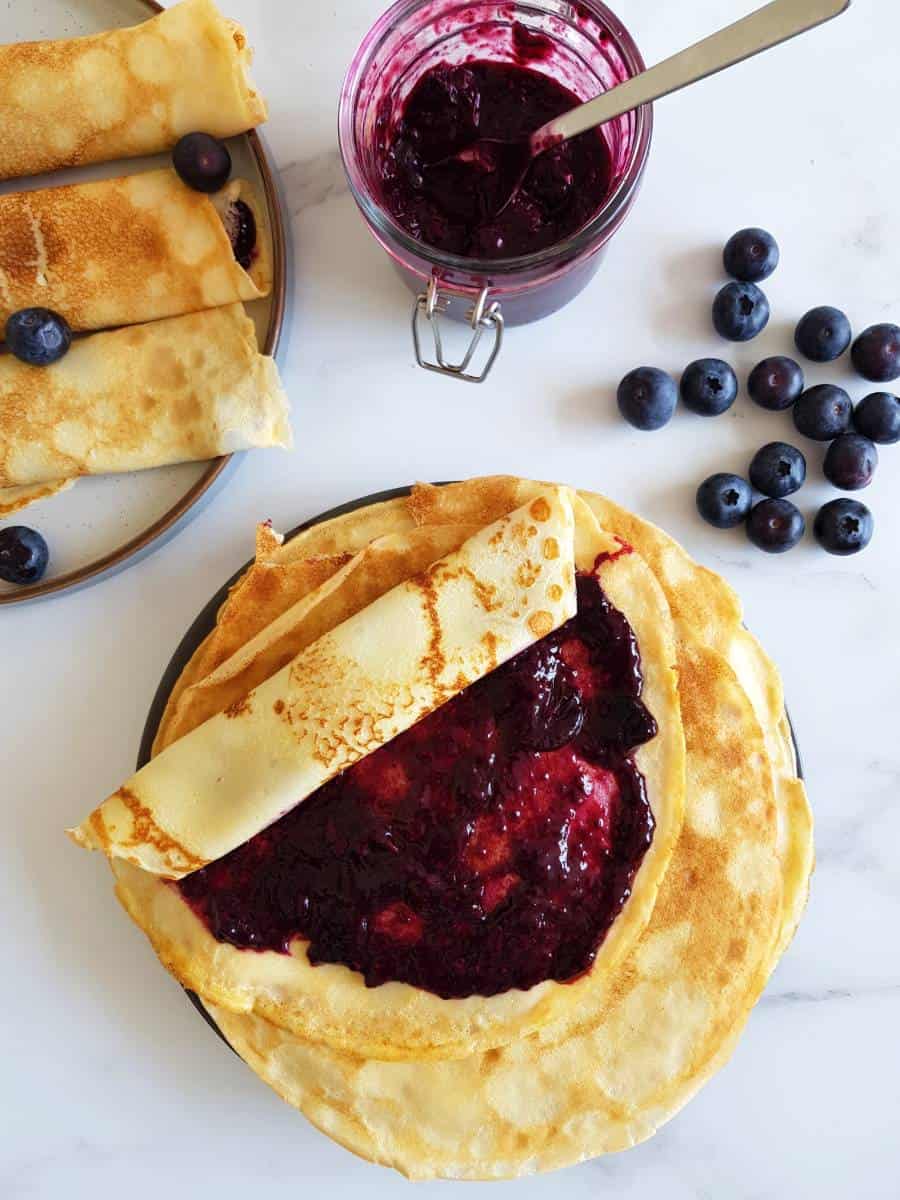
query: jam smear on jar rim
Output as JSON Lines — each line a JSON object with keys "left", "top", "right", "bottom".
{"left": 177, "top": 571, "right": 658, "bottom": 1000}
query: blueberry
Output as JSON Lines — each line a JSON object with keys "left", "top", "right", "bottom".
{"left": 723, "top": 228, "right": 779, "bottom": 283}
{"left": 823, "top": 433, "right": 878, "bottom": 491}
{"left": 747, "top": 356, "right": 805, "bottom": 411}
{"left": 794, "top": 306, "right": 852, "bottom": 363}
{"left": 4, "top": 308, "right": 72, "bottom": 366}
{"left": 749, "top": 442, "right": 807, "bottom": 498}
{"left": 680, "top": 359, "right": 738, "bottom": 416}
{"left": 851, "top": 323, "right": 900, "bottom": 383}
{"left": 747, "top": 499, "right": 805, "bottom": 553}
{"left": 793, "top": 384, "right": 852, "bottom": 441}
{"left": 172, "top": 132, "right": 232, "bottom": 193}
{"left": 813, "top": 498, "right": 874, "bottom": 556}
{"left": 696, "top": 473, "right": 753, "bottom": 529}
{"left": 853, "top": 392, "right": 900, "bottom": 444}
{"left": 617, "top": 367, "right": 677, "bottom": 431}
{"left": 712, "top": 282, "right": 770, "bottom": 342}
{"left": 0, "top": 526, "right": 49, "bottom": 585}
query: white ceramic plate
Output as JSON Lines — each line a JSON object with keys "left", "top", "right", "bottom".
{"left": 0, "top": 0, "right": 286, "bottom": 606}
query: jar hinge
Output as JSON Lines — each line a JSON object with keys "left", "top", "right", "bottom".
{"left": 411, "top": 278, "right": 504, "bottom": 383}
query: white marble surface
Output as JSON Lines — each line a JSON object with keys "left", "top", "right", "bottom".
{"left": 3, "top": 1, "right": 900, "bottom": 1196}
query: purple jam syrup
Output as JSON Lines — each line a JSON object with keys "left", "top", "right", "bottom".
{"left": 177, "top": 572, "right": 658, "bottom": 999}
{"left": 229, "top": 200, "right": 257, "bottom": 270}
{"left": 376, "top": 55, "right": 614, "bottom": 260}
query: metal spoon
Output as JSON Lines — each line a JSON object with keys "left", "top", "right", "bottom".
{"left": 443, "top": 0, "right": 851, "bottom": 218}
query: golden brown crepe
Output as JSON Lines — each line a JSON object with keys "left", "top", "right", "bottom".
{"left": 71, "top": 490, "right": 583, "bottom": 878}
{"left": 0, "top": 0, "right": 266, "bottom": 181}
{"left": 195, "top": 480, "right": 805, "bottom": 1179}
{"left": 0, "top": 306, "right": 289, "bottom": 489}
{"left": 73, "top": 489, "right": 687, "bottom": 1063}
{"left": 154, "top": 525, "right": 483, "bottom": 749}
{"left": 205, "top": 641, "right": 783, "bottom": 1179}
{"left": 0, "top": 168, "right": 271, "bottom": 333}
{"left": 0, "top": 478, "right": 74, "bottom": 517}
{"left": 105, "top": 502, "right": 685, "bottom": 1062}
{"left": 70, "top": 477, "right": 811, "bottom": 1177}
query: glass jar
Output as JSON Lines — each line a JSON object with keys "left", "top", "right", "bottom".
{"left": 339, "top": 0, "right": 652, "bottom": 382}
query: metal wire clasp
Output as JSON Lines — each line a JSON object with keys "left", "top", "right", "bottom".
{"left": 412, "top": 278, "right": 504, "bottom": 383}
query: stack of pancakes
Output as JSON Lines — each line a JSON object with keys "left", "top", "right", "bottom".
{"left": 72, "top": 476, "right": 812, "bottom": 1179}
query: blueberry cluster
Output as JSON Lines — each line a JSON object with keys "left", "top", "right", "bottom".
{"left": 617, "top": 229, "right": 899, "bottom": 557}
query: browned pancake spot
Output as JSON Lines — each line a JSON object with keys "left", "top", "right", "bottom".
{"left": 147, "top": 348, "right": 188, "bottom": 392}
{"left": 528, "top": 610, "right": 553, "bottom": 638}
{"left": 224, "top": 696, "right": 252, "bottom": 719}
{"left": 529, "top": 497, "right": 551, "bottom": 522}
{"left": 727, "top": 935, "right": 747, "bottom": 963}
{"left": 416, "top": 567, "right": 446, "bottom": 684}
{"left": 175, "top": 391, "right": 203, "bottom": 426}
{"left": 116, "top": 787, "right": 204, "bottom": 873}
{"left": 516, "top": 560, "right": 541, "bottom": 589}
{"left": 542, "top": 536, "right": 560, "bottom": 560}
{"left": 453, "top": 566, "right": 501, "bottom": 612}
{"left": 480, "top": 629, "right": 499, "bottom": 671}
{"left": 88, "top": 807, "right": 111, "bottom": 852}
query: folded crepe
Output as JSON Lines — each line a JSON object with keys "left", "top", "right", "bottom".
{"left": 204, "top": 641, "right": 784, "bottom": 1180}
{"left": 69, "top": 475, "right": 810, "bottom": 1177}
{"left": 70, "top": 489, "right": 583, "bottom": 879}
{"left": 0, "top": 478, "right": 74, "bottom": 518}
{"left": 100, "top": 496, "right": 685, "bottom": 1062}
{"left": 0, "top": 305, "right": 290, "bottom": 489}
{"left": 0, "top": 0, "right": 266, "bottom": 182}
{"left": 0, "top": 169, "right": 271, "bottom": 333}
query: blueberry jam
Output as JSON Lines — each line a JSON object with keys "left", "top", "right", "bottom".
{"left": 227, "top": 200, "right": 257, "bottom": 270}
{"left": 376, "top": 57, "right": 614, "bottom": 260}
{"left": 177, "top": 573, "right": 657, "bottom": 999}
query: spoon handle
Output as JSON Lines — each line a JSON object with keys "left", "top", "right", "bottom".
{"left": 535, "top": 0, "right": 851, "bottom": 149}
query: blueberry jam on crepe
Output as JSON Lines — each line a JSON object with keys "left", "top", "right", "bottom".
{"left": 178, "top": 573, "right": 657, "bottom": 999}
{"left": 222, "top": 200, "right": 257, "bottom": 270}
{"left": 377, "top": 61, "right": 614, "bottom": 260}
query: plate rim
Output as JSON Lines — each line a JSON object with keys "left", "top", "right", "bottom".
{"left": 132, "top": 483, "right": 804, "bottom": 1052}
{"left": 0, "top": 0, "right": 287, "bottom": 608}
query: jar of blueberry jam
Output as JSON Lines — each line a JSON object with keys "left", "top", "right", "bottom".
{"left": 339, "top": 0, "right": 651, "bottom": 380}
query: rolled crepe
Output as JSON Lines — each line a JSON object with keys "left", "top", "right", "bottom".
{"left": 0, "top": 0, "right": 266, "bottom": 182}
{"left": 0, "top": 169, "right": 271, "bottom": 333}
{"left": 0, "top": 305, "right": 290, "bottom": 489}
{"left": 0, "top": 479, "right": 74, "bottom": 517}
{"left": 68, "top": 489, "right": 578, "bottom": 877}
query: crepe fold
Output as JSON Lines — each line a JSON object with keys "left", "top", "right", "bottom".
{"left": 0, "top": 306, "right": 290, "bottom": 489}
{"left": 0, "top": 479, "right": 74, "bottom": 517}
{"left": 70, "top": 489, "right": 580, "bottom": 879}
{"left": 72, "top": 477, "right": 811, "bottom": 1175}
{"left": 204, "top": 639, "right": 783, "bottom": 1180}
{"left": 0, "top": 169, "right": 271, "bottom": 333}
{"left": 104, "top": 500, "right": 685, "bottom": 1062}
{"left": 0, "top": 0, "right": 266, "bottom": 182}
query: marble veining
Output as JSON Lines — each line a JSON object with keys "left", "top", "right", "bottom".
{"left": 281, "top": 150, "right": 349, "bottom": 217}
{"left": 2, "top": 2, "right": 899, "bottom": 1198}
